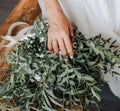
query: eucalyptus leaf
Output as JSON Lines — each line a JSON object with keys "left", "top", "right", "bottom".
{"left": 0, "top": 17, "right": 120, "bottom": 111}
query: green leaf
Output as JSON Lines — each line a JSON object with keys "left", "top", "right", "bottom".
{"left": 82, "top": 75, "right": 94, "bottom": 81}
{"left": 1, "top": 17, "right": 120, "bottom": 111}
{"left": 48, "top": 96, "right": 63, "bottom": 107}
{"left": 91, "top": 88, "right": 101, "bottom": 101}
{"left": 43, "top": 91, "right": 52, "bottom": 107}
{"left": 10, "top": 74, "right": 14, "bottom": 88}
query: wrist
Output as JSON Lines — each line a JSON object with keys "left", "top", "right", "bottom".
{"left": 47, "top": 11, "right": 66, "bottom": 25}
{"left": 43, "top": 0, "right": 64, "bottom": 22}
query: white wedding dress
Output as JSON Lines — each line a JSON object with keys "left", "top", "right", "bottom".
{"left": 38, "top": 0, "right": 120, "bottom": 99}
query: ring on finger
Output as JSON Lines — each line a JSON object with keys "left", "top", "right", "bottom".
{"left": 52, "top": 38, "right": 57, "bottom": 42}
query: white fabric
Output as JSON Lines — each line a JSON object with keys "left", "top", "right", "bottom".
{"left": 2, "top": 22, "right": 35, "bottom": 47}
{"left": 38, "top": 0, "right": 120, "bottom": 98}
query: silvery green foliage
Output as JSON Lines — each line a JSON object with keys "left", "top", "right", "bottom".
{"left": 0, "top": 18, "right": 120, "bottom": 111}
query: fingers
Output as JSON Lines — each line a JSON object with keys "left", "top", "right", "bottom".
{"left": 48, "top": 33, "right": 74, "bottom": 57}
{"left": 48, "top": 36, "right": 67, "bottom": 56}
{"left": 48, "top": 36, "right": 59, "bottom": 55}
{"left": 47, "top": 24, "right": 74, "bottom": 58}
{"left": 69, "top": 25, "right": 74, "bottom": 37}
{"left": 69, "top": 25, "right": 74, "bottom": 46}
{"left": 48, "top": 37, "right": 53, "bottom": 53}
{"left": 61, "top": 32, "right": 74, "bottom": 58}
{"left": 52, "top": 39, "right": 59, "bottom": 55}
{"left": 57, "top": 38, "right": 67, "bottom": 56}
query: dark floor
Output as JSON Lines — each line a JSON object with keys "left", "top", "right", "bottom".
{"left": 0, "top": 1, "right": 120, "bottom": 111}
{"left": 0, "top": 0, "right": 18, "bottom": 25}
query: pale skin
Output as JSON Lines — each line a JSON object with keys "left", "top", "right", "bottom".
{"left": 43, "top": 0, "right": 74, "bottom": 58}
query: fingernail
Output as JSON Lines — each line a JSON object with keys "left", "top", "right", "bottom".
{"left": 64, "top": 56, "right": 68, "bottom": 61}
{"left": 65, "top": 58, "right": 68, "bottom": 62}
{"left": 59, "top": 51, "right": 62, "bottom": 55}
{"left": 70, "top": 56, "right": 73, "bottom": 59}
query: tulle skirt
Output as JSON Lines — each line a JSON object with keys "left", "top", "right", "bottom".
{"left": 38, "top": 0, "right": 120, "bottom": 98}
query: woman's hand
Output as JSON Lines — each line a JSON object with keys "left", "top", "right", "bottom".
{"left": 43, "top": 0, "right": 74, "bottom": 58}
{"left": 48, "top": 13, "right": 74, "bottom": 58}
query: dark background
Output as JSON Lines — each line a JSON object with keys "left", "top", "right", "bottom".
{"left": 0, "top": 0, "right": 120, "bottom": 111}
{"left": 0, "top": 0, "right": 18, "bottom": 25}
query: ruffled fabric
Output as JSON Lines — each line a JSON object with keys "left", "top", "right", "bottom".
{"left": 2, "top": 22, "right": 35, "bottom": 47}
{"left": 38, "top": 0, "right": 120, "bottom": 98}
{"left": 38, "top": 0, "right": 120, "bottom": 43}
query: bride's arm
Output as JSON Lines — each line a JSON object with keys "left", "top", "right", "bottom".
{"left": 43, "top": 0, "right": 74, "bottom": 58}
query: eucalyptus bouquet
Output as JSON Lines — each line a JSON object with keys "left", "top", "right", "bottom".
{"left": 0, "top": 18, "right": 120, "bottom": 111}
